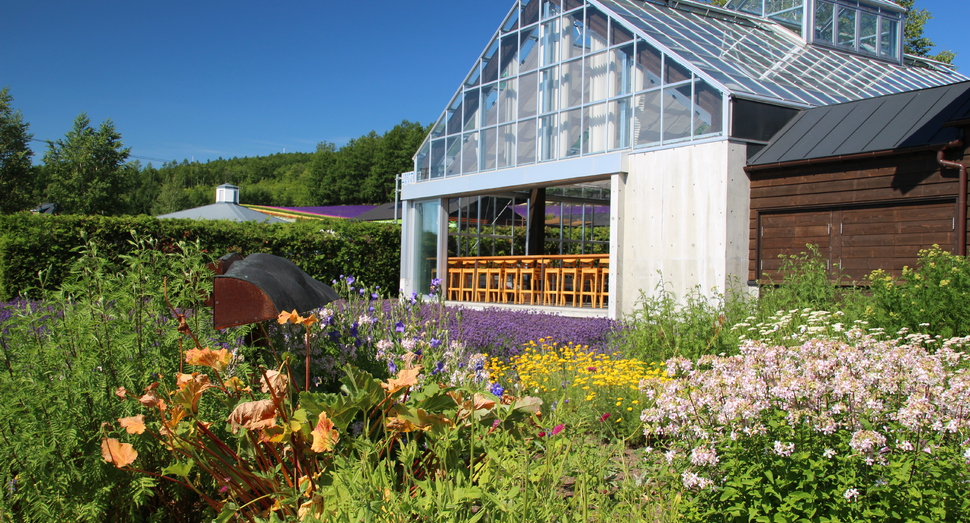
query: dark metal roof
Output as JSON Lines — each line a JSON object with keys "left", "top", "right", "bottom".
{"left": 748, "top": 81, "right": 970, "bottom": 167}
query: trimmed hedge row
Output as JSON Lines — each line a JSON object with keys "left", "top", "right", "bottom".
{"left": 0, "top": 214, "right": 402, "bottom": 301}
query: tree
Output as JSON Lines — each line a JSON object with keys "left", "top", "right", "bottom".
{"left": 0, "top": 87, "right": 35, "bottom": 214}
{"left": 896, "top": 0, "right": 955, "bottom": 64}
{"left": 42, "top": 113, "right": 135, "bottom": 215}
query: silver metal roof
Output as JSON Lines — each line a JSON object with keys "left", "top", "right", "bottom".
{"left": 596, "top": 0, "right": 966, "bottom": 107}
{"left": 157, "top": 203, "right": 286, "bottom": 223}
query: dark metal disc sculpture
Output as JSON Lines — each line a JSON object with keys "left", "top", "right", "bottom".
{"left": 211, "top": 253, "right": 339, "bottom": 329}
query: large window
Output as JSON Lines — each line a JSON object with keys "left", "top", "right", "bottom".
{"left": 415, "top": 1, "right": 725, "bottom": 182}
{"left": 812, "top": 0, "right": 901, "bottom": 60}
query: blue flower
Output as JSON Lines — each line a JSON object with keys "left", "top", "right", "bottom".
{"left": 432, "top": 360, "right": 445, "bottom": 375}
{"left": 388, "top": 361, "right": 397, "bottom": 374}
{"left": 430, "top": 338, "right": 442, "bottom": 349}
{"left": 346, "top": 276, "right": 355, "bottom": 285}
{"left": 328, "top": 331, "right": 340, "bottom": 341}
{"left": 350, "top": 323, "right": 359, "bottom": 338}
{"left": 395, "top": 321, "right": 405, "bottom": 333}
{"left": 490, "top": 383, "right": 505, "bottom": 397}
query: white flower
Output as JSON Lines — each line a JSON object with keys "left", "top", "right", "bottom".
{"left": 823, "top": 448, "right": 836, "bottom": 459}
{"left": 844, "top": 488, "right": 860, "bottom": 501}
{"left": 772, "top": 441, "right": 794, "bottom": 457}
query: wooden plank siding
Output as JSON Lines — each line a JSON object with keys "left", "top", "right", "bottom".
{"left": 748, "top": 143, "right": 970, "bottom": 284}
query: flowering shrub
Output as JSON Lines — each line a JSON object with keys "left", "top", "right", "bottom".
{"left": 102, "top": 308, "right": 544, "bottom": 522}
{"left": 868, "top": 245, "right": 970, "bottom": 338}
{"left": 640, "top": 334, "right": 970, "bottom": 521}
{"left": 488, "top": 338, "right": 666, "bottom": 439}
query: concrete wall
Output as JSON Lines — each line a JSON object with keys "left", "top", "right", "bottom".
{"left": 615, "top": 140, "right": 750, "bottom": 315}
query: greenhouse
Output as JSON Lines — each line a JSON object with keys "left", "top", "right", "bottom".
{"left": 399, "top": 0, "right": 966, "bottom": 318}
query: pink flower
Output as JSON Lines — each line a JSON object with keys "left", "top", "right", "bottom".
{"left": 551, "top": 423, "right": 565, "bottom": 436}
{"left": 599, "top": 413, "right": 611, "bottom": 422}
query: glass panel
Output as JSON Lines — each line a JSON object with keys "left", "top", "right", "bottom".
{"left": 498, "top": 124, "right": 516, "bottom": 169}
{"left": 633, "top": 90, "right": 661, "bottom": 147}
{"left": 859, "top": 12, "right": 877, "bottom": 54}
{"left": 563, "top": 9, "right": 586, "bottom": 59}
{"left": 521, "top": 0, "right": 540, "bottom": 27}
{"left": 612, "top": 22, "right": 633, "bottom": 45}
{"left": 482, "top": 39, "right": 500, "bottom": 84}
{"left": 481, "top": 128, "right": 496, "bottom": 171}
{"left": 584, "top": 51, "right": 609, "bottom": 104}
{"left": 564, "top": 0, "right": 583, "bottom": 11}
{"left": 766, "top": 0, "right": 803, "bottom": 27}
{"left": 562, "top": 59, "right": 583, "bottom": 109}
{"left": 482, "top": 83, "right": 499, "bottom": 128}
{"left": 446, "top": 137, "right": 462, "bottom": 176}
{"left": 837, "top": 6, "right": 856, "bottom": 49}
{"left": 560, "top": 107, "right": 582, "bottom": 158}
{"left": 583, "top": 103, "right": 607, "bottom": 155}
{"left": 541, "top": 18, "right": 560, "bottom": 66}
{"left": 693, "top": 80, "right": 722, "bottom": 136}
{"left": 431, "top": 139, "right": 445, "bottom": 178}
{"left": 587, "top": 7, "right": 609, "bottom": 53}
{"left": 519, "top": 71, "right": 538, "bottom": 117}
{"left": 463, "top": 89, "right": 480, "bottom": 131}
{"left": 539, "top": 114, "right": 558, "bottom": 161}
{"left": 502, "top": 6, "right": 519, "bottom": 33}
{"left": 431, "top": 115, "right": 446, "bottom": 139}
{"left": 465, "top": 62, "right": 481, "bottom": 88}
{"left": 540, "top": 66, "right": 560, "bottom": 113}
{"left": 664, "top": 54, "right": 691, "bottom": 85}
{"left": 416, "top": 141, "right": 430, "bottom": 181}
{"left": 663, "top": 84, "right": 692, "bottom": 142}
{"left": 814, "top": 1, "right": 834, "bottom": 44}
{"left": 611, "top": 44, "right": 635, "bottom": 97}
{"left": 501, "top": 33, "right": 519, "bottom": 78}
{"left": 519, "top": 26, "right": 540, "bottom": 72}
{"left": 609, "top": 97, "right": 632, "bottom": 150}
{"left": 446, "top": 96, "right": 463, "bottom": 135}
{"left": 517, "top": 119, "right": 537, "bottom": 165}
{"left": 461, "top": 132, "right": 479, "bottom": 174}
{"left": 541, "top": 0, "right": 561, "bottom": 20}
{"left": 880, "top": 18, "right": 898, "bottom": 58}
{"left": 500, "top": 77, "right": 518, "bottom": 123}
{"left": 724, "top": 0, "right": 762, "bottom": 16}
{"left": 412, "top": 200, "right": 438, "bottom": 298}
{"left": 635, "top": 40, "right": 662, "bottom": 91}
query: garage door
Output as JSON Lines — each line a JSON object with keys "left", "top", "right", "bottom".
{"left": 758, "top": 200, "right": 955, "bottom": 283}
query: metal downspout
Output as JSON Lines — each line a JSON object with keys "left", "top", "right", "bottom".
{"left": 937, "top": 140, "right": 968, "bottom": 256}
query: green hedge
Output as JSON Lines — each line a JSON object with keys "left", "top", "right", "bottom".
{"left": 0, "top": 214, "right": 402, "bottom": 301}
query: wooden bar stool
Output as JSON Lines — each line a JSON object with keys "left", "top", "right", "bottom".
{"left": 447, "top": 259, "right": 461, "bottom": 300}
{"left": 559, "top": 257, "right": 581, "bottom": 306}
{"left": 599, "top": 261, "right": 609, "bottom": 308}
{"left": 501, "top": 259, "right": 521, "bottom": 304}
{"left": 541, "top": 258, "right": 562, "bottom": 306}
{"left": 577, "top": 258, "right": 601, "bottom": 308}
{"left": 457, "top": 261, "right": 477, "bottom": 302}
{"left": 516, "top": 258, "right": 541, "bottom": 305}
{"left": 482, "top": 261, "right": 505, "bottom": 303}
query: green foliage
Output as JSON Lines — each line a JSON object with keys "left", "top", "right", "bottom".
{"left": 41, "top": 113, "right": 136, "bottom": 215}
{"left": 620, "top": 278, "right": 751, "bottom": 361}
{"left": 0, "top": 87, "right": 35, "bottom": 214}
{"left": 897, "top": 0, "right": 955, "bottom": 64}
{"left": 866, "top": 244, "right": 970, "bottom": 338}
{"left": 0, "top": 236, "right": 248, "bottom": 522}
{"left": 0, "top": 213, "right": 401, "bottom": 302}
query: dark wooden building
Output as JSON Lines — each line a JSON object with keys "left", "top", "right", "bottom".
{"left": 746, "top": 81, "right": 970, "bottom": 284}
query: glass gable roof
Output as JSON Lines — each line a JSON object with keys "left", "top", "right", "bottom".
{"left": 413, "top": 0, "right": 966, "bottom": 183}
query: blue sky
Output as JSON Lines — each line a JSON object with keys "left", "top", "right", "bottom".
{"left": 2, "top": 0, "right": 967, "bottom": 166}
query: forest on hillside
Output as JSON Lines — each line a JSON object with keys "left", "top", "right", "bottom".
{"left": 140, "top": 120, "right": 428, "bottom": 215}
